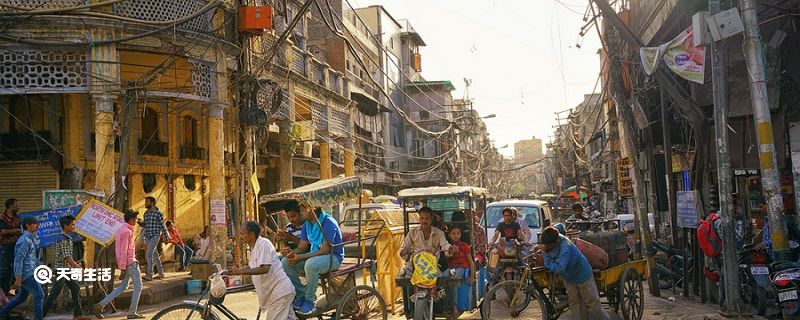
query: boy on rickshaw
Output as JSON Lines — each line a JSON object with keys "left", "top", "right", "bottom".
{"left": 537, "top": 226, "right": 609, "bottom": 320}
{"left": 279, "top": 200, "right": 345, "bottom": 316}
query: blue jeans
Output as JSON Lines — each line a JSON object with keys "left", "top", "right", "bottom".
{"left": 0, "top": 276, "right": 44, "bottom": 320}
{"left": 0, "top": 244, "right": 13, "bottom": 293}
{"left": 175, "top": 245, "right": 194, "bottom": 269}
{"left": 100, "top": 262, "right": 142, "bottom": 316}
{"left": 281, "top": 255, "right": 342, "bottom": 303}
{"left": 145, "top": 235, "right": 164, "bottom": 277}
{"left": 444, "top": 267, "right": 466, "bottom": 312}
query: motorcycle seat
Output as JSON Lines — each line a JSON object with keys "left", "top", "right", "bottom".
{"left": 770, "top": 261, "right": 800, "bottom": 271}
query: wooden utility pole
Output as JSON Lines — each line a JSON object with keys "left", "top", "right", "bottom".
{"left": 660, "top": 89, "right": 678, "bottom": 245}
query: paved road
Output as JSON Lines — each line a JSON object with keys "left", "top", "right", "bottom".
{"left": 41, "top": 283, "right": 749, "bottom": 320}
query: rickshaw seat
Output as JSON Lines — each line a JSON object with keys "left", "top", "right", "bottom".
{"left": 325, "top": 259, "right": 373, "bottom": 278}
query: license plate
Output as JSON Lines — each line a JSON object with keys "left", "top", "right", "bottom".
{"left": 751, "top": 266, "right": 769, "bottom": 275}
{"left": 780, "top": 290, "right": 798, "bottom": 302}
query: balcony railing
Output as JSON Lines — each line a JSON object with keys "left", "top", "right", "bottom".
{"left": 138, "top": 140, "right": 168, "bottom": 157}
{"left": 290, "top": 47, "right": 306, "bottom": 76}
{"left": 329, "top": 72, "right": 341, "bottom": 93}
{"left": 179, "top": 145, "right": 206, "bottom": 160}
{"left": 311, "top": 61, "right": 325, "bottom": 86}
{"left": 112, "top": 0, "right": 216, "bottom": 33}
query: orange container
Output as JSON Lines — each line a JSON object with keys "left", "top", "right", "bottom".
{"left": 239, "top": 6, "right": 273, "bottom": 34}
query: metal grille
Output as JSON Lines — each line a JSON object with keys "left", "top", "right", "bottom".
{"left": 311, "top": 103, "right": 328, "bottom": 133}
{"left": 311, "top": 61, "right": 324, "bottom": 86}
{"left": 290, "top": 47, "right": 305, "bottom": 76}
{"left": 328, "top": 72, "right": 340, "bottom": 93}
{"left": 0, "top": 0, "right": 87, "bottom": 11}
{"left": 0, "top": 48, "right": 88, "bottom": 94}
{"left": 330, "top": 108, "right": 349, "bottom": 135}
{"left": 112, "top": 0, "right": 214, "bottom": 32}
{"left": 189, "top": 59, "right": 213, "bottom": 99}
{"left": 276, "top": 89, "right": 290, "bottom": 120}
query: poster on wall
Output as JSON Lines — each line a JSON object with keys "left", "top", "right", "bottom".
{"left": 73, "top": 199, "right": 126, "bottom": 245}
{"left": 210, "top": 199, "right": 227, "bottom": 226}
{"left": 18, "top": 205, "right": 82, "bottom": 248}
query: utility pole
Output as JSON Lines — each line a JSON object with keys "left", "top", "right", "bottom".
{"left": 709, "top": 0, "right": 746, "bottom": 314}
{"left": 660, "top": 89, "right": 679, "bottom": 246}
{"left": 741, "top": 0, "right": 790, "bottom": 260}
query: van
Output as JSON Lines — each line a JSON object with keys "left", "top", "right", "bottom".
{"left": 481, "top": 200, "right": 555, "bottom": 245}
{"left": 340, "top": 203, "right": 405, "bottom": 259}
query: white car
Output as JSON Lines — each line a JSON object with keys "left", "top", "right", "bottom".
{"left": 340, "top": 203, "right": 404, "bottom": 258}
{"left": 614, "top": 213, "right": 655, "bottom": 234}
{"left": 481, "top": 200, "right": 556, "bottom": 245}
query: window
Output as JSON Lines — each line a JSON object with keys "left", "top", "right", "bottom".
{"left": 483, "top": 206, "right": 541, "bottom": 229}
{"left": 181, "top": 115, "right": 197, "bottom": 147}
{"left": 184, "top": 175, "right": 196, "bottom": 191}
{"left": 412, "top": 139, "right": 424, "bottom": 158}
{"left": 141, "top": 107, "right": 160, "bottom": 141}
{"left": 142, "top": 173, "right": 157, "bottom": 193}
{"left": 419, "top": 110, "right": 429, "bottom": 120}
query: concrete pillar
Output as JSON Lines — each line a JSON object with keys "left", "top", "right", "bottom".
{"left": 320, "top": 141, "right": 331, "bottom": 179}
{"left": 344, "top": 138, "right": 355, "bottom": 177}
{"left": 91, "top": 93, "right": 117, "bottom": 268}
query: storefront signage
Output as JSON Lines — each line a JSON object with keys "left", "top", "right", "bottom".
{"left": 617, "top": 158, "right": 634, "bottom": 198}
{"left": 293, "top": 159, "right": 321, "bottom": 179}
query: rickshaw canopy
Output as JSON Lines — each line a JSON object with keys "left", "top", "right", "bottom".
{"left": 259, "top": 176, "right": 362, "bottom": 209}
{"left": 397, "top": 186, "right": 487, "bottom": 199}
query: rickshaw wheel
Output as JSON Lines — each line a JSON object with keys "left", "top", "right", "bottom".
{"left": 620, "top": 268, "right": 644, "bottom": 320}
{"left": 481, "top": 280, "right": 547, "bottom": 319}
{"left": 335, "top": 285, "right": 387, "bottom": 320}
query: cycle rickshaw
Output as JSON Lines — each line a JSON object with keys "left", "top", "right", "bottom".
{"left": 395, "top": 186, "right": 488, "bottom": 319}
{"left": 481, "top": 253, "right": 647, "bottom": 320}
{"left": 152, "top": 176, "right": 388, "bottom": 320}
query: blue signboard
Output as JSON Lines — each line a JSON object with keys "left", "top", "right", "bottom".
{"left": 676, "top": 191, "right": 700, "bottom": 229}
{"left": 19, "top": 205, "right": 83, "bottom": 248}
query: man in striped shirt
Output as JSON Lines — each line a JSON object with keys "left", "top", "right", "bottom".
{"left": 42, "top": 216, "right": 90, "bottom": 320}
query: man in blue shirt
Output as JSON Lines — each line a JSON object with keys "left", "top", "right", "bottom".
{"left": 280, "top": 200, "right": 344, "bottom": 316}
{"left": 0, "top": 216, "right": 44, "bottom": 320}
{"left": 538, "top": 226, "right": 609, "bottom": 320}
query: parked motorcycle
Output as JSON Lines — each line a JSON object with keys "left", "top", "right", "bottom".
{"left": 770, "top": 262, "right": 800, "bottom": 320}
{"left": 738, "top": 245, "right": 772, "bottom": 316}
{"left": 652, "top": 240, "right": 692, "bottom": 290}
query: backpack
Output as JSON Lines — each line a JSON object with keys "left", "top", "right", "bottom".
{"left": 697, "top": 212, "right": 722, "bottom": 257}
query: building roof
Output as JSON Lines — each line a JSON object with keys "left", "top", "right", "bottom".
{"left": 406, "top": 80, "right": 455, "bottom": 91}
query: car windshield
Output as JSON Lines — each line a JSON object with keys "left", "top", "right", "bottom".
{"left": 342, "top": 208, "right": 376, "bottom": 226}
{"left": 484, "top": 206, "right": 541, "bottom": 228}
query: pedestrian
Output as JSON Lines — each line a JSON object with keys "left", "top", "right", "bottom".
{"left": 280, "top": 201, "right": 344, "bottom": 316}
{"left": 538, "top": 226, "right": 609, "bottom": 320}
{"left": 164, "top": 220, "right": 193, "bottom": 272}
{"left": 42, "top": 216, "right": 91, "bottom": 320}
{"left": 193, "top": 225, "right": 211, "bottom": 260}
{"left": 0, "top": 198, "right": 22, "bottom": 297}
{"left": 0, "top": 216, "right": 44, "bottom": 320}
{"left": 276, "top": 209, "right": 304, "bottom": 249}
{"left": 93, "top": 210, "right": 144, "bottom": 319}
{"left": 138, "top": 196, "right": 170, "bottom": 281}
{"left": 226, "top": 221, "right": 296, "bottom": 320}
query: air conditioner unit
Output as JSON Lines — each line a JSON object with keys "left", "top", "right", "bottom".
{"left": 303, "top": 141, "right": 313, "bottom": 158}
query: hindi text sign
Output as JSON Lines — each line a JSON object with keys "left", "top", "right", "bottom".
{"left": 676, "top": 191, "right": 701, "bottom": 228}
{"left": 19, "top": 205, "right": 83, "bottom": 248}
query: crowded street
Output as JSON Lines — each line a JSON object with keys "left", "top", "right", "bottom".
{"left": 2, "top": 0, "right": 800, "bottom": 319}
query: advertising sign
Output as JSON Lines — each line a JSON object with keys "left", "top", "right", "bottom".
{"left": 18, "top": 205, "right": 82, "bottom": 248}
{"left": 676, "top": 191, "right": 701, "bottom": 228}
{"left": 617, "top": 158, "right": 634, "bottom": 198}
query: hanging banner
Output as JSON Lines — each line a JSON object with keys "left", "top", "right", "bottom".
{"left": 639, "top": 26, "right": 706, "bottom": 84}
{"left": 19, "top": 205, "right": 83, "bottom": 248}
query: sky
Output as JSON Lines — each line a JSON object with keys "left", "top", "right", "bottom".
{"left": 350, "top": 0, "right": 603, "bottom": 157}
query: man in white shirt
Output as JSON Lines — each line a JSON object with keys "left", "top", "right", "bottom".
{"left": 226, "top": 221, "right": 295, "bottom": 320}
{"left": 192, "top": 226, "right": 211, "bottom": 260}
{"left": 398, "top": 207, "right": 452, "bottom": 274}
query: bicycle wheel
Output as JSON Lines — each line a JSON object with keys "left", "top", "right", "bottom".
{"left": 335, "top": 285, "right": 388, "bottom": 320}
{"left": 481, "top": 280, "right": 548, "bottom": 319}
{"left": 151, "top": 303, "right": 220, "bottom": 320}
